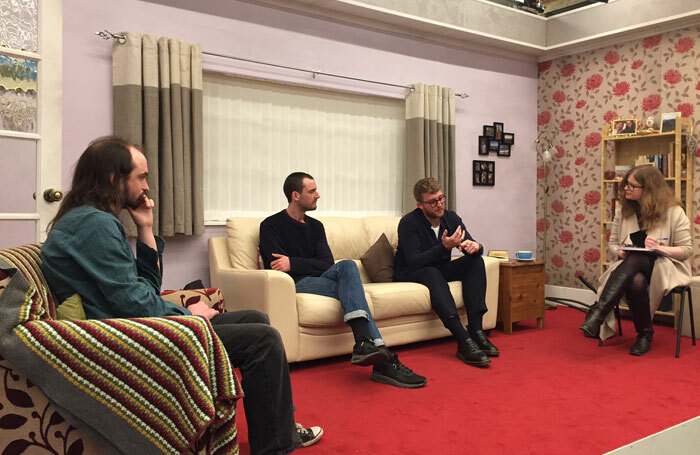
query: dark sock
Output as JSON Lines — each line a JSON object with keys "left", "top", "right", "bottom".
{"left": 466, "top": 315, "right": 483, "bottom": 338}
{"left": 445, "top": 316, "right": 470, "bottom": 344}
{"left": 348, "top": 317, "right": 370, "bottom": 342}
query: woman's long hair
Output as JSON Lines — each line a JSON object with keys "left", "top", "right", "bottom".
{"left": 619, "top": 164, "right": 679, "bottom": 230}
{"left": 48, "top": 136, "right": 135, "bottom": 231}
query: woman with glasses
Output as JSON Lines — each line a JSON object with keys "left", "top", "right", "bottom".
{"left": 580, "top": 165, "right": 692, "bottom": 355}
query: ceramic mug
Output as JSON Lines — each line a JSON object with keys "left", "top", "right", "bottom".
{"left": 515, "top": 251, "right": 533, "bottom": 261}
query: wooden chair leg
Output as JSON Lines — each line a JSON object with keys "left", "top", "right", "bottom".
{"left": 614, "top": 303, "right": 622, "bottom": 336}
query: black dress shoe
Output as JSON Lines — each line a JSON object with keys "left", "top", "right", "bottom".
{"left": 473, "top": 330, "right": 499, "bottom": 357}
{"left": 456, "top": 338, "right": 490, "bottom": 367}
{"left": 629, "top": 331, "right": 653, "bottom": 356}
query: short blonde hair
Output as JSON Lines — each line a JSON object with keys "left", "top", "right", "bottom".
{"left": 413, "top": 178, "right": 442, "bottom": 202}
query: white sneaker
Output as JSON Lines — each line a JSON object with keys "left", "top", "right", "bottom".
{"left": 295, "top": 422, "right": 323, "bottom": 448}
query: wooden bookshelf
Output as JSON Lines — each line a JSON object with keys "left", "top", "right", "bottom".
{"left": 599, "top": 117, "right": 693, "bottom": 327}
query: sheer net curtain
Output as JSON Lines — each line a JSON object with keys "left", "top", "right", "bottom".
{"left": 202, "top": 74, "right": 406, "bottom": 221}
{"left": 112, "top": 32, "right": 204, "bottom": 236}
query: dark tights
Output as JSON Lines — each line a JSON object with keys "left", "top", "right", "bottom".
{"left": 616, "top": 253, "right": 655, "bottom": 333}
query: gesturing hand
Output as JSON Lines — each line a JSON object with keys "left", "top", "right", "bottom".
{"left": 441, "top": 226, "right": 465, "bottom": 249}
{"left": 188, "top": 301, "right": 220, "bottom": 320}
{"left": 460, "top": 239, "right": 480, "bottom": 255}
{"left": 271, "top": 253, "right": 291, "bottom": 272}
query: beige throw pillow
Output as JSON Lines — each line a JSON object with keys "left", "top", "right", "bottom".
{"left": 360, "top": 233, "right": 395, "bottom": 283}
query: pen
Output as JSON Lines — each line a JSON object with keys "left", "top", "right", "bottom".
{"left": 659, "top": 237, "right": 669, "bottom": 241}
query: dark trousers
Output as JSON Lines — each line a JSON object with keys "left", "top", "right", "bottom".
{"left": 211, "top": 310, "right": 298, "bottom": 455}
{"left": 395, "top": 254, "right": 488, "bottom": 328}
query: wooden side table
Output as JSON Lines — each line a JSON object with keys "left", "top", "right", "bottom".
{"left": 497, "top": 259, "right": 545, "bottom": 334}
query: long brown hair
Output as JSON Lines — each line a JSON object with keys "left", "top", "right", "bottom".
{"left": 619, "top": 165, "right": 679, "bottom": 230}
{"left": 48, "top": 136, "right": 136, "bottom": 231}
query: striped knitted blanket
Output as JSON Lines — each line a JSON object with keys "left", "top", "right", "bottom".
{"left": 0, "top": 245, "right": 241, "bottom": 454}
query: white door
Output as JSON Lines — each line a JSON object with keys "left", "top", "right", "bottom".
{"left": 0, "top": 0, "right": 62, "bottom": 249}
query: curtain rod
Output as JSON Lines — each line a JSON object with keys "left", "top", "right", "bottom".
{"left": 95, "top": 30, "right": 469, "bottom": 99}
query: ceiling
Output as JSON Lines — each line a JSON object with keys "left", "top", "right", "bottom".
{"left": 146, "top": 0, "right": 700, "bottom": 61}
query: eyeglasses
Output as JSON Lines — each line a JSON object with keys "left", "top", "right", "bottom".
{"left": 422, "top": 195, "right": 446, "bottom": 207}
{"left": 624, "top": 182, "right": 644, "bottom": 190}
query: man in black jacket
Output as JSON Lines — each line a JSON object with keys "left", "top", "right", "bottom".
{"left": 259, "top": 172, "right": 426, "bottom": 388}
{"left": 394, "top": 178, "right": 499, "bottom": 367}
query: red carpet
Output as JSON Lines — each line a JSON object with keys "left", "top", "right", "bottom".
{"left": 235, "top": 307, "right": 700, "bottom": 454}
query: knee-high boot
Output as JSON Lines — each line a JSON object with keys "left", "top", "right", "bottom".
{"left": 579, "top": 270, "right": 634, "bottom": 337}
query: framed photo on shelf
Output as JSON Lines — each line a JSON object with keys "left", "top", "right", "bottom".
{"left": 483, "top": 125, "right": 495, "bottom": 137}
{"left": 493, "top": 122, "right": 504, "bottom": 140}
{"left": 660, "top": 112, "right": 681, "bottom": 133}
{"left": 488, "top": 139, "right": 500, "bottom": 153}
{"left": 502, "top": 132, "right": 514, "bottom": 145}
{"left": 610, "top": 118, "right": 638, "bottom": 136}
{"left": 498, "top": 144, "right": 511, "bottom": 157}
{"left": 478, "top": 135, "right": 489, "bottom": 155}
{"left": 473, "top": 160, "right": 495, "bottom": 186}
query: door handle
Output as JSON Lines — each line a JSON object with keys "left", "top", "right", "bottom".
{"left": 43, "top": 189, "right": 63, "bottom": 203}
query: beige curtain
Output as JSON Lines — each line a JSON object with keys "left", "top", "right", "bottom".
{"left": 112, "top": 32, "right": 204, "bottom": 236}
{"left": 403, "top": 83, "right": 456, "bottom": 213}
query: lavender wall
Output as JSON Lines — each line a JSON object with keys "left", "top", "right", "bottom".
{"left": 61, "top": 0, "right": 538, "bottom": 289}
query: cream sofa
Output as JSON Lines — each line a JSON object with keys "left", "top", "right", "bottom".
{"left": 209, "top": 216, "right": 500, "bottom": 363}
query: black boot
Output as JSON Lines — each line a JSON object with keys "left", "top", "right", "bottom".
{"left": 630, "top": 328, "right": 653, "bottom": 356}
{"left": 579, "top": 271, "right": 633, "bottom": 338}
{"left": 628, "top": 288, "right": 653, "bottom": 356}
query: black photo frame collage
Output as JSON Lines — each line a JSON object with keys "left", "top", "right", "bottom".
{"left": 475, "top": 122, "right": 514, "bottom": 186}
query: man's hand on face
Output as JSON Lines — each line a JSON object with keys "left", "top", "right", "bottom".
{"left": 459, "top": 239, "right": 480, "bottom": 255}
{"left": 441, "top": 226, "right": 465, "bottom": 250}
{"left": 126, "top": 193, "right": 154, "bottom": 229}
{"left": 188, "top": 301, "right": 220, "bottom": 320}
{"left": 271, "top": 253, "right": 291, "bottom": 272}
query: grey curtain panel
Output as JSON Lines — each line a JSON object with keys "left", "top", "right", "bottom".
{"left": 112, "top": 32, "right": 204, "bottom": 236}
{"left": 403, "top": 83, "right": 456, "bottom": 213}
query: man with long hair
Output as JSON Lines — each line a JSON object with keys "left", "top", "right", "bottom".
{"left": 580, "top": 165, "right": 692, "bottom": 354}
{"left": 41, "top": 137, "right": 322, "bottom": 454}
{"left": 259, "top": 172, "right": 426, "bottom": 388}
{"left": 394, "top": 178, "right": 499, "bottom": 367}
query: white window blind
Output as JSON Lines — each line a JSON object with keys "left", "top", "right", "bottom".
{"left": 203, "top": 73, "right": 405, "bottom": 222}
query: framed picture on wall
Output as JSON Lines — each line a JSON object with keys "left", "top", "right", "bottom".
{"left": 502, "top": 132, "right": 514, "bottom": 145}
{"left": 610, "top": 118, "right": 638, "bottom": 136}
{"left": 493, "top": 122, "right": 504, "bottom": 141}
{"left": 473, "top": 160, "right": 495, "bottom": 186}
{"left": 660, "top": 112, "right": 681, "bottom": 133}
{"left": 498, "top": 143, "right": 511, "bottom": 157}
{"left": 478, "top": 135, "right": 489, "bottom": 155}
{"left": 489, "top": 139, "right": 500, "bottom": 153}
{"left": 483, "top": 125, "right": 495, "bottom": 138}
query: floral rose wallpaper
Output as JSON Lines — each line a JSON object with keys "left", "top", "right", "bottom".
{"left": 537, "top": 25, "right": 700, "bottom": 288}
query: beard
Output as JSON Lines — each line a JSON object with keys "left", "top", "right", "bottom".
{"left": 122, "top": 185, "right": 145, "bottom": 210}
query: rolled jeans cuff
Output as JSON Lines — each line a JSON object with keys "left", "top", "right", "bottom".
{"left": 344, "top": 310, "right": 385, "bottom": 346}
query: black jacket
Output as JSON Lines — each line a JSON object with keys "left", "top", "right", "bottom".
{"left": 393, "top": 208, "right": 481, "bottom": 279}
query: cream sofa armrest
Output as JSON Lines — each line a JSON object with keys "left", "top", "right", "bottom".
{"left": 209, "top": 237, "right": 301, "bottom": 360}
{"left": 482, "top": 256, "right": 500, "bottom": 330}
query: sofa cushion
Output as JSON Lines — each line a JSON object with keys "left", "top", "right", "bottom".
{"left": 365, "top": 281, "right": 464, "bottom": 320}
{"left": 226, "top": 217, "right": 263, "bottom": 269}
{"left": 362, "top": 216, "right": 400, "bottom": 249}
{"left": 297, "top": 291, "right": 374, "bottom": 327}
{"left": 360, "top": 233, "right": 395, "bottom": 283}
{"left": 317, "top": 217, "right": 369, "bottom": 260}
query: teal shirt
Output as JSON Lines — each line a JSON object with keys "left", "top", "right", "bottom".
{"left": 41, "top": 206, "right": 191, "bottom": 319}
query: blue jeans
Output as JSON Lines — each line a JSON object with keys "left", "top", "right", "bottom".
{"left": 295, "top": 260, "right": 384, "bottom": 346}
